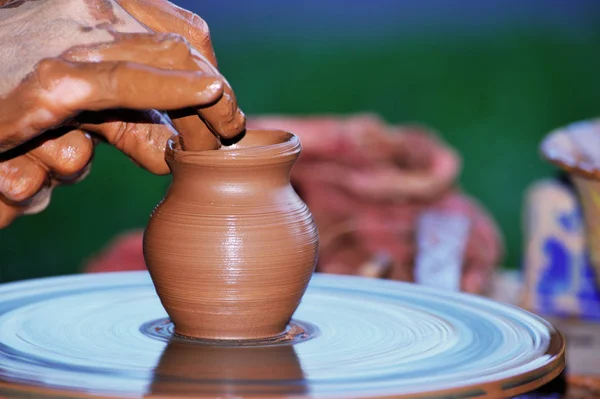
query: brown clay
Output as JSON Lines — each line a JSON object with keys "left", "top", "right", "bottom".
{"left": 143, "top": 129, "right": 319, "bottom": 340}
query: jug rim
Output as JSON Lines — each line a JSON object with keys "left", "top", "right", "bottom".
{"left": 166, "top": 129, "right": 301, "bottom": 166}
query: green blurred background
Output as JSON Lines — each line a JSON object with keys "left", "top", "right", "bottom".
{"left": 2, "top": 1, "right": 600, "bottom": 282}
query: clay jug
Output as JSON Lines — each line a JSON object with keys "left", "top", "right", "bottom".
{"left": 143, "top": 129, "right": 319, "bottom": 340}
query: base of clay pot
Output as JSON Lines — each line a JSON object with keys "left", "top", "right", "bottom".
{"left": 143, "top": 319, "right": 317, "bottom": 347}
{"left": 165, "top": 310, "right": 302, "bottom": 341}
{"left": 171, "top": 328, "right": 289, "bottom": 342}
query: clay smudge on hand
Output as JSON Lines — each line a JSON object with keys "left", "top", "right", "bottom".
{"left": 84, "top": 0, "right": 121, "bottom": 25}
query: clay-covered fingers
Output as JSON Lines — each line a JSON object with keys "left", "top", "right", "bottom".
{"left": 29, "top": 130, "right": 94, "bottom": 178}
{"left": 0, "top": 129, "right": 94, "bottom": 228}
{"left": 115, "top": 1, "right": 246, "bottom": 141}
{"left": 0, "top": 155, "right": 49, "bottom": 229}
{"left": 63, "top": 32, "right": 245, "bottom": 142}
{"left": 0, "top": 155, "right": 47, "bottom": 203}
{"left": 116, "top": 0, "right": 217, "bottom": 66}
{"left": 63, "top": 33, "right": 217, "bottom": 151}
{"left": 0, "top": 55, "right": 223, "bottom": 153}
{"left": 62, "top": 32, "right": 199, "bottom": 70}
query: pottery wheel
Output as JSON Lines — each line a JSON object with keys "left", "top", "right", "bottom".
{"left": 0, "top": 272, "right": 564, "bottom": 399}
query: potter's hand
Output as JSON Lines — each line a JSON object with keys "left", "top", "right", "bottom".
{"left": 0, "top": 33, "right": 225, "bottom": 228}
{"left": 0, "top": 0, "right": 245, "bottom": 228}
{"left": 114, "top": 0, "right": 246, "bottom": 148}
{"left": 0, "top": 0, "right": 245, "bottom": 144}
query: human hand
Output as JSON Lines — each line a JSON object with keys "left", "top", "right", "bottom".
{"left": 0, "top": 0, "right": 245, "bottom": 227}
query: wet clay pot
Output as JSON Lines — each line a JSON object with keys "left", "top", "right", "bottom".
{"left": 143, "top": 129, "right": 319, "bottom": 340}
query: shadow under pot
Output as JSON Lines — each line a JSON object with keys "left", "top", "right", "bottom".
{"left": 143, "top": 129, "right": 319, "bottom": 341}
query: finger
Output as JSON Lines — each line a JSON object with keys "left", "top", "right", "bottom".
{"left": 29, "top": 130, "right": 94, "bottom": 177}
{"left": 195, "top": 84, "right": 246, "bottom": 142}
{"left": 63, "top": 32, "right": 245, "bottom": 143}
{"left": 0, "top": 58, "right": 223, "bottom": 153}
{"left": 116, "top": 0, "right": 218, "bottom": 66}
{"left": 167, "top": 109, "right": 219, "bottom": 150}
{"left": 80, "top": 110, "right": 175, "bottom": 175}
{"left": 0, "top": 155, "right": 47, "bottom": 203}
{"left": 42, "top": 57, "right": 223, "bottom": 110}
{"left": 62, "top": 32, "right": 197, "bottom": 70}
{"left": 63, "top": 33, "right": 220, "bottom": 150}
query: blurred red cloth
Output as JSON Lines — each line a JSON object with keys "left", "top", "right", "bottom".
{"left": 85, "top": 230, "right": 146, "bottom": 273}
{"left": 84, "top": 114, "right": 503, "bottom": 294}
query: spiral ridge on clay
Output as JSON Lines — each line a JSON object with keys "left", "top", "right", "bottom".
{"left": 144, "top": 129, "right": 318, "bottom": 340}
